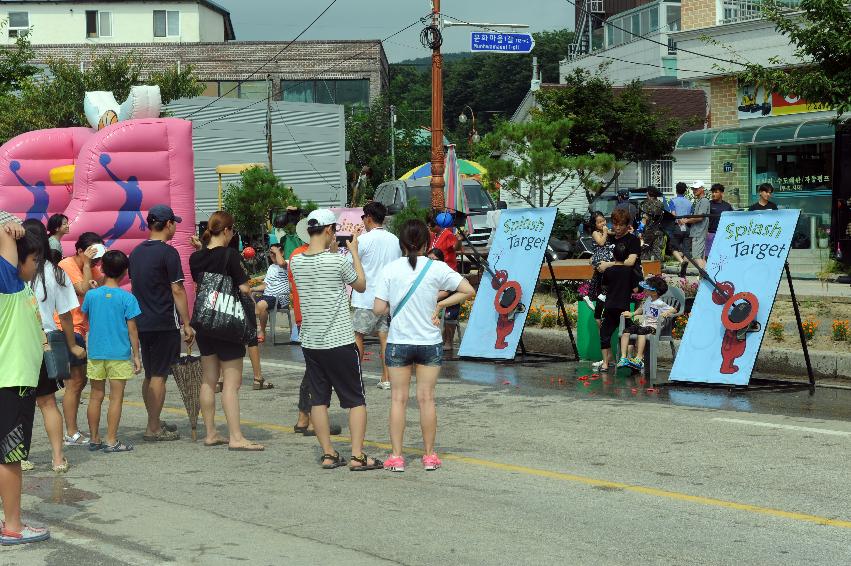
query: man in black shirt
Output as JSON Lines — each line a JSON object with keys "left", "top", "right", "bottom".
{"left": 707, "top": 183, "right": 735, "bottom": 256}
{"left": 128, "top": 205, "right": 194, "bottom": 442}
{"left": 748, "top": 183, "right": 779, "bottom": 211}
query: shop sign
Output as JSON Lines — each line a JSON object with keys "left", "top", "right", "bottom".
{"left": 758, "top": 175, "right": 831, "bottom": 192}
{"left": 737, "top": 85, "right": 829, "bottom": 120}
{"left": 723, "top": 161, "right": 734, "bottom": 173}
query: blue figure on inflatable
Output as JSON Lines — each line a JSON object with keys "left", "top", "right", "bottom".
{"left": 9, "top": 160, "right": 50, "bottom": 222}
{"left": 99, "top": 153, "right": 146, "bottom": 246}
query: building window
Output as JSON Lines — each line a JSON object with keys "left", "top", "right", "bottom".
{"left": 202, "top": 81, "right": 268, "bottom": 99}
{"left": 8, "top": 11, "right": 28, "bottom": 38}
{"left": 153, "top": 10, "right": 180, "bottom": 37}
{"left": 281, "top": 79, "right": 369, "bottom": 106}
{"left": 86, "top": 11, "right": 112, "bottom": 38}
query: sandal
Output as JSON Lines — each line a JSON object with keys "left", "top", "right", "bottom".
{"left": 227, "top": 442, "right": 264, "bottom": 452}
{"left": 321, "top": 452, "right": 346, "bottom": 469}
{"left": 293, "top": 423, "right": 309, "bottom": 434}
{"left": 51, "top": 458, "right": 70, "bottom": 473}
{"left": 349, "top": 453, "right": 383, "bottom": 471}
{"left": 253, "top": 378, "right": 274, "bottom": 390}
{"left": 203, "top": 437, "right": 228, "bottom": 447}
{"left": 102, "top": 441, "right": 134, "bottom": 453}
{"left": 301, "top": 424, "right": 342, "bottom": 437}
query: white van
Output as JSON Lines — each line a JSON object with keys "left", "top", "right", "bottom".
{"left": 374, "top": 177, "right": 501, "bottom": 247}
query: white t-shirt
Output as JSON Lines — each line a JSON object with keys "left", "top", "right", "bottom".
{"left": 350, "top": 227, "right": 401, "bottom": 310}
{"left": 641, "top": 297, "right": 674, "bottom": 329}
{"left": 375, "top": 256, "right": 463, "bottom": 345}
{"left": 290, "top": 251, "right": 358, "bottom": 349}
{"left": 31, "top": 264, "right": 79, "bottom": 332}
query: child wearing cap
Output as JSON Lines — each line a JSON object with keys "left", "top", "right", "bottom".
{"left": 81, "top": 250, "right": 142, "bottom": 452}
{"left": 617, "top": 276, "right": 675, "bottom": 371}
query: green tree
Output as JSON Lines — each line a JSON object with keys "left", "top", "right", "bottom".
{"left": 736, "top": 0, "right": 851, "bottom": 116}
{"left": 0, "top": 23, "right": 38, "bottom": 96}
{"left": 537, "top": 69, "right": 688, "bottom": 201}
{"left": 222, "top": 166, "right": 300, "bottom": 237}
{"left": 477, "top": 116, "right": 615, "bottom": 208}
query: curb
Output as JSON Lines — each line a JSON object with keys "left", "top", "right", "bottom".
{"left": 460, "top": 323, "right": 851, "bottom": 380}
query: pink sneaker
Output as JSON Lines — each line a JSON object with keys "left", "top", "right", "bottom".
{"left": 422, "top": 453, "right": 442, "bottom": 471}
{"left": 383, "top": 456, "right": 405, "bottom": 472}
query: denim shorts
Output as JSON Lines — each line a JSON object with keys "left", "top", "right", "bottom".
{"left": 385, "top": 343, "right": 443, "bottom": 368}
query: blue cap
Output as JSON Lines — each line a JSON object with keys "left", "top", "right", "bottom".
{"left": 147, "top": 204, "right": 182, "bottom": 224}
{"left": 639, "top": 280, "right": 657, "bottom": 291}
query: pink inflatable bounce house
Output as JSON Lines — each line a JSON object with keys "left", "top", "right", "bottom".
{"left": 0, "top": 86, "right": 196, "bottom": 299}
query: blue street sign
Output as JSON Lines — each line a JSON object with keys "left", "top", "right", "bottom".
{"left": 470, "top": 32, "right": 535, "bottom": 53}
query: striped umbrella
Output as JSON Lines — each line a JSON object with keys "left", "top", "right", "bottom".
{"left": 444, "top": 145, "right": 473, "bottom": 233}
{"left": 399, "top": 159, "right": 486, "bottom": 181}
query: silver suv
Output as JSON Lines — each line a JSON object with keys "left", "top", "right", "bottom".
{"left": 374, "top": 177, "right": 498, "bottom": 247}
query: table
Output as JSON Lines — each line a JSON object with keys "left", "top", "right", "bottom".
{"left": 539, "top": 259, "right": 662, "bottom": 281}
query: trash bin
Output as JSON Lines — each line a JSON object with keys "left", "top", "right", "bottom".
{"left": 576, "top": 300, "right": 625, "bottom": 361}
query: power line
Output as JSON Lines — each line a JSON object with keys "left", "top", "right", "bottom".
{"left": 185, "top": 0, "right": 341, "bottom": 119}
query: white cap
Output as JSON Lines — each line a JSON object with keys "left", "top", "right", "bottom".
{"left": 690, "top": 180, "right": 705, "bottom": 189}
{"left": 295, "top": 218, "right": 310, "bottom": 244}
{"left": 306, "top": 209, "right": 337, "bottom": 229}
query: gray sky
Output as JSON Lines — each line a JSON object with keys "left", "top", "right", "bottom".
{"left": 215, "top": 1, "right": 574, "bottom": 62}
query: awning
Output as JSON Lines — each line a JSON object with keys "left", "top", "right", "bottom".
{"left": 676, "top": 119, "right": 836, "bottom": 150}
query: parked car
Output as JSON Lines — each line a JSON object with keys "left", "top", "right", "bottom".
{"left": 374, "top": 177, "right": 500, "bottom": 247}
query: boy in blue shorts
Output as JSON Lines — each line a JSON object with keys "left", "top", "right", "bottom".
{"left": 0, "top": 219, "right": 51, "bottom": 545}
{"left": 82, "top": 250, "right": 142, "bottom": 453}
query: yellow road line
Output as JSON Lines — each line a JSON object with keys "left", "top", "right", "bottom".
{"left": 127, "top": 401, "right": 851, "bottom": 530}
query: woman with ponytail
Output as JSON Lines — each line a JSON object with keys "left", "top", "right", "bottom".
{"left": 189, "top": 211, "right": 263, "bottom": 451}
{"left": 373, "top": 218, "right": 475, "bottom": 472}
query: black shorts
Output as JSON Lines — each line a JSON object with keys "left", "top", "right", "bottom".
{"left": 196, "top": 333, "right": 246, "bottom": 362}
{"left": 140, "top": 330, "right": 182, "bottom": 380}
{"left": 70, "top": 333, "right": 86, "bottom": 368}
{"left": 624, "top": 323, "right": 655, "bottom": 336}
{"left": 35, "top": 359, "right": 60, "bottom": 398}
{"left": 0, "top": 386, "right": 36, "bottom": 464}
{"left": 600, "top": 308, "right": 623, "bottom": 350}
{"left": 303, "top": 343, "right": 365, "bottom": 409}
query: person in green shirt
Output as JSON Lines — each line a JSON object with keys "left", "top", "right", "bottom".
{"left": 0, "top": 218, "right": 51, "bottom": 546}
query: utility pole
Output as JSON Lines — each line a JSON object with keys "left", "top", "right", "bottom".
{"left": 390, "top": 104, "right": 397, "bottom": 180}
{"left": 265, "top": 73, "right": 274, "bottom": 171}
{"left": 427, "top": 3, "right": 529, "bottom": 210}
{"left": 429, "top": 0, "right": 445, "bottom": 209}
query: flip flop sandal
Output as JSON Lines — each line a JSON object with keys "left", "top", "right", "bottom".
{"left": 252, "top": 378, "right": 274, "bottom": 390}
{"left": 160, "top": 421, "right": 178, "bottom": 433}
{"left": 51, "top": 458, "right": 70, "bottom": 473}
{"left": 102, "top": 441, "right": 134, "bottom": 453}
{"left": 203, "top": 438, "right": 228, "bottom": 447}
{"left": 88, "top": 442, "right": 105, "bottom": 452}
{"left": 321, "top": 452, "right": 346, "bottom": 469}
{"left": 302, "top": 424, "right": 342, "bottom": 437}
{"left": 143, "top": 429, "right": 180, "bottom": 442}
{"left": 349, "top": 453, "right": 384, "bottom": 471}
{"left": 293, "top": 424, "right": 309, "bottom": 434}
{"left": 227, "top": 443, "right": 264, "bottom": 452}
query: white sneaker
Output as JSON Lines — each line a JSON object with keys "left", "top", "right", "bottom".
{"left": 20, "top": 460, "right": 34, "bottom": 471}
{"left": 376, "top": 381, "right": 391, "bottom": 390}
{"left": 63, "top": 431, "right": 90, "bottom": 446}
{"left": 591, "top": 360, "right": 608, "bottom": 371}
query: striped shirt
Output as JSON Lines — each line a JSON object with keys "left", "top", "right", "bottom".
{"left": 264, "top": 264, "right": 290, "bottom": 304}
{"left": 290, "top": 251, "right": 358, "bottom": 349}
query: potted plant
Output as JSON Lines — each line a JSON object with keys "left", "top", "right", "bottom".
{"left": 816, "top": 226, "right": 829, "bottom": 249}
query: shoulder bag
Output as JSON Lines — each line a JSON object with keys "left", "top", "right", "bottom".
{"left": 190, "top": 248, "right": 255, "bottom": 344}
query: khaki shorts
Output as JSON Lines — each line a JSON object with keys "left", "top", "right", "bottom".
{"left": 352, "top": 307, "right": 390, "bottom": 335}
{"left": 88, "top": 359, "right": 134, "bottom": 381}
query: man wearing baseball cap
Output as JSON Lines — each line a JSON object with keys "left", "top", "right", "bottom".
{"left": 677, "top": 181, "right": 711, "bottom": 270}
{"left": 289, "top": 209, "right": 382, "bottom": 470}
{"left": 128, "top": 204, "right": 193, "bottom": 442}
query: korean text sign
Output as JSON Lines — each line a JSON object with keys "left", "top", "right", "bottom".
{"left": 459, "top": 207, "right": 556, "bottom": 359}
{"left": 670, "top": 209, "right": 800, "bottom": 385}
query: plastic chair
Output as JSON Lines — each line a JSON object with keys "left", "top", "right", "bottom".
{"left": 267, "top": 298, "right": 293, "bottom": 346}
{"left": 618, "top": 286, "right": 685, "bottom": 383}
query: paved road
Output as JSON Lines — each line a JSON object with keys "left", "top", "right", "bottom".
{"left": 6, "top": 346, "right": 851, "bottom": 565}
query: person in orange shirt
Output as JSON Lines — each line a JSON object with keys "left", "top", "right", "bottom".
{"left": 55, "top": 232, "right": 105, "bottom": 446}
{"left": 288, "top": 219, "right": 340, "bottom": 437}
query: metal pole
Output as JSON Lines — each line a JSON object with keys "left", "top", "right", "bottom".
{"left": 430, "top": 0, "right": 446, "bottom": 209}
{"left": 785, "top": 262, "right": 815, "bottom": 386}
{"left": 390, "top": 104, "right": 397, "bottom": 180}
{"left": 266, "top": 73, "right": 274, "bottom": 171}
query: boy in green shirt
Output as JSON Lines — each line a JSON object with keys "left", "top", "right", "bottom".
{"left": 0, "top": 219, "right": 50, "bottom": 546}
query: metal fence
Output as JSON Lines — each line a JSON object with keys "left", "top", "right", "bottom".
{"left": 640, "top": 160, "right": 673, "bottom": 194}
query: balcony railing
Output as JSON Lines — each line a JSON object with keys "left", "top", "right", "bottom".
{"left": 720, "top": 0, "right": 801, "bottom": 25}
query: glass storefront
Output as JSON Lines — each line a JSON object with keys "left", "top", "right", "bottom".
{"left": 751, "top": 142, "right": 832, "bottom": 248}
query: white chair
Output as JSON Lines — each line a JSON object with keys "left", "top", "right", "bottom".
{"left": 618, "top": 286, "right": 685, "bottom": 383}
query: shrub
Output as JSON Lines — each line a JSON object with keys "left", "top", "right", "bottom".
{"left": 526, "top": 306, "right": 542, "bottom": 326}
{"left": 388, "top": 198, "right": 429, "bottom": 235}
{"left": 671, "top": 314, "right": 689, "bottom": 339}
{"left": 540, "top": 310, "right": 557, "bottom": 328}
{"left": 801, "top": 318, "right": 819, "bottom": 341}
{"left": 223, "top": 166, "right": 300, "bottom": 237}
{"left": 831, "top": 319, "right": 849, "bottom": 341}
{"left": 459, "top": 298, "right": 473, "bottom": 322}
{"left": 767, "top": 321, "right": 784, "bottom": 341}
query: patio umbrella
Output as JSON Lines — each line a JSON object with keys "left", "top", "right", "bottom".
{"left": 171, "top": 347, "right": 203, "bottom": 441}
{"left": 399, "top": 159, "right": 486, "bottom": 181}
{"left": 444, "top": 145, "right": 474, "bottom": 233}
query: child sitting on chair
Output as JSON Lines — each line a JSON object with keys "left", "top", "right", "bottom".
{"left": 617, "top": 276, "right": 675, "bottom": 371}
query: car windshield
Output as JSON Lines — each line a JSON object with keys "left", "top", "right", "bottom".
{"left": 407, "top": 184, "right": 493, "bottom": 213}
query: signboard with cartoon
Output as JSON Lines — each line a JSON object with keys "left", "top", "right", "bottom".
{"left": 459, "top": 207, "right": 556, "bottom": 360}
{"left": 670, "top": 210, "right": 800, "bottom": 385}
{"left": 737, "top": 85, "right": 829, "bottom": 120}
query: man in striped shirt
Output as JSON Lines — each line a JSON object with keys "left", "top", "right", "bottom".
{"left": 289, "top": 209, "right": 382, "bottom": 471}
